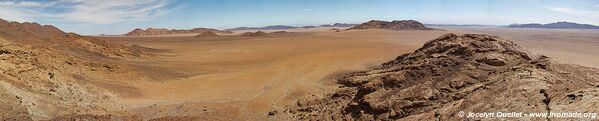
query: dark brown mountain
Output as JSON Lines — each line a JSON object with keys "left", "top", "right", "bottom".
{"left": 124, "top": 27, "right": 232, "bottom": 36}
{"left": 288, "top": 33, "right": 599, "bottom": 120}
{"left": 0, "top": 18, "right": 65, "bottom": 39}
{"left": 348, "top": 20, "right": 434, "bottom": 30}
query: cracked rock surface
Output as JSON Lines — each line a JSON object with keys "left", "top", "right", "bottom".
{"left": 288, "top": 33, "right": 599, "bottom": 121}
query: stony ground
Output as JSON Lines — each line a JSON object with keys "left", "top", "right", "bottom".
{"left": 288, "top": 33, "right": 599, "bottom": 121}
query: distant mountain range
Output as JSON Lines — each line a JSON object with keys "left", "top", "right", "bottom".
{"left": 425, "top": 24, "right": 498, "bottom": 27}
{"left": 226, "top": 23, "right": 357, "bottom": 31}
{"left": 125, "top": 27, "right": 232, "bottom": 36}
{"left": 507, "top": 21, "right": 599, "bottom": 29}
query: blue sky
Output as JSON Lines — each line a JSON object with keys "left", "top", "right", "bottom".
{"left": 0, "top": 0, "right": 597, "bottom": 35}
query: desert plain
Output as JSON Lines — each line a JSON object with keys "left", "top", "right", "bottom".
{"left": 86, "top": 27, "right": 598, "bottom": 120}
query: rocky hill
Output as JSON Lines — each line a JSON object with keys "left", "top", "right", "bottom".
{"left": 348, "top": 20, "right": 434, "bottom": 30}
{"left": 0, "top": 18, "right": 161, "bottom": 120}
{"left": 0, "top": 18, "right": 65, "bottom": 40}
{"left": 507, "top": 21, "right": 599, "bottom": 29}
{"left": 288, "top": 33, "right": 599, "bottom": 120}
{"left": 124, "top": 27, "right": 232, "bottom": 36}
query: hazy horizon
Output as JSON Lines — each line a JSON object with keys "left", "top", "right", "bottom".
{"left": 1, "top": 0, "right": 597, "bottom": 35}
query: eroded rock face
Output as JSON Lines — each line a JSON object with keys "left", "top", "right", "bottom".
{"left": 348, "top": 20, "right": 434, "bottom": 30}
{"left": 288, "top": 33, "right": 599, "bottom": 120}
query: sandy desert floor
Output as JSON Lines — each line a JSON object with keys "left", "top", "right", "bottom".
{"left": 96, "top": 28, "right": 598, "bottom": 120}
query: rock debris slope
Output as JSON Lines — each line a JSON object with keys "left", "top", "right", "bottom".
{"left": 288, "top": 33, "right": 599, "bottom": 120}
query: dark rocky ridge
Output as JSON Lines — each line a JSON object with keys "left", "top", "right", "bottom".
{"left": 0, "top": 18, "right": 65, "bottom": 40}
{"left": 288, "top": 33, "right": 599, "bottom": 120}
{"left": 348, "top": 20, "right": 434, "bottom": 30}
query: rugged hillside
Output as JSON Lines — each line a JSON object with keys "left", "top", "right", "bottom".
{"left": 0, "top": 19, "right": 153, "bottom": 59}
{"left": 349, "top": 20, "right": 434, "bottom": 30}
{"left": 508, "top": 21, "right": 599, "bottom": 29}
{"left": 0, "top": 19, "right": 160, "bottom": 120}
{"left": 49, "top": 33, "right": 156, "bottom": 58}
{"left": 0, "top": 19, "right": 65, "bottom": 44}
{"left": 0, "top": 36, "right": 144, "bottom": 120}
{"left": 125, "top": 27, "right": 232, "bottom": 36}
{"left": 288, "top": 33, "right": 599, "bottom": 120}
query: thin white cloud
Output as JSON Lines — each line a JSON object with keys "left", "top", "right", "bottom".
{"left": 0, "top": 0, "right": 177, "bottom": 24}
{"left": 0, "top": 1, "right": 43, "bottom": 7}
{"left": 545, "top": 6, "right": 599, "bottom": 18}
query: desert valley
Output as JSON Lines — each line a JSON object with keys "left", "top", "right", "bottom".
{"left": 1, "top": 18, "right": 598, "bottom": 121}
{"left": 0, "top": 1, "right": 598, "bottom": 120}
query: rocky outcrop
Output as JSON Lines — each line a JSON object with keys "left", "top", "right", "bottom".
{"left": 288, "top": 33, "right": 599, "bottom": 120}
{"left": 125, "top": 27, "right": 232, "bottom": 36}
{"left": 348, "top": 20, "right": 433, "bottom": 30}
